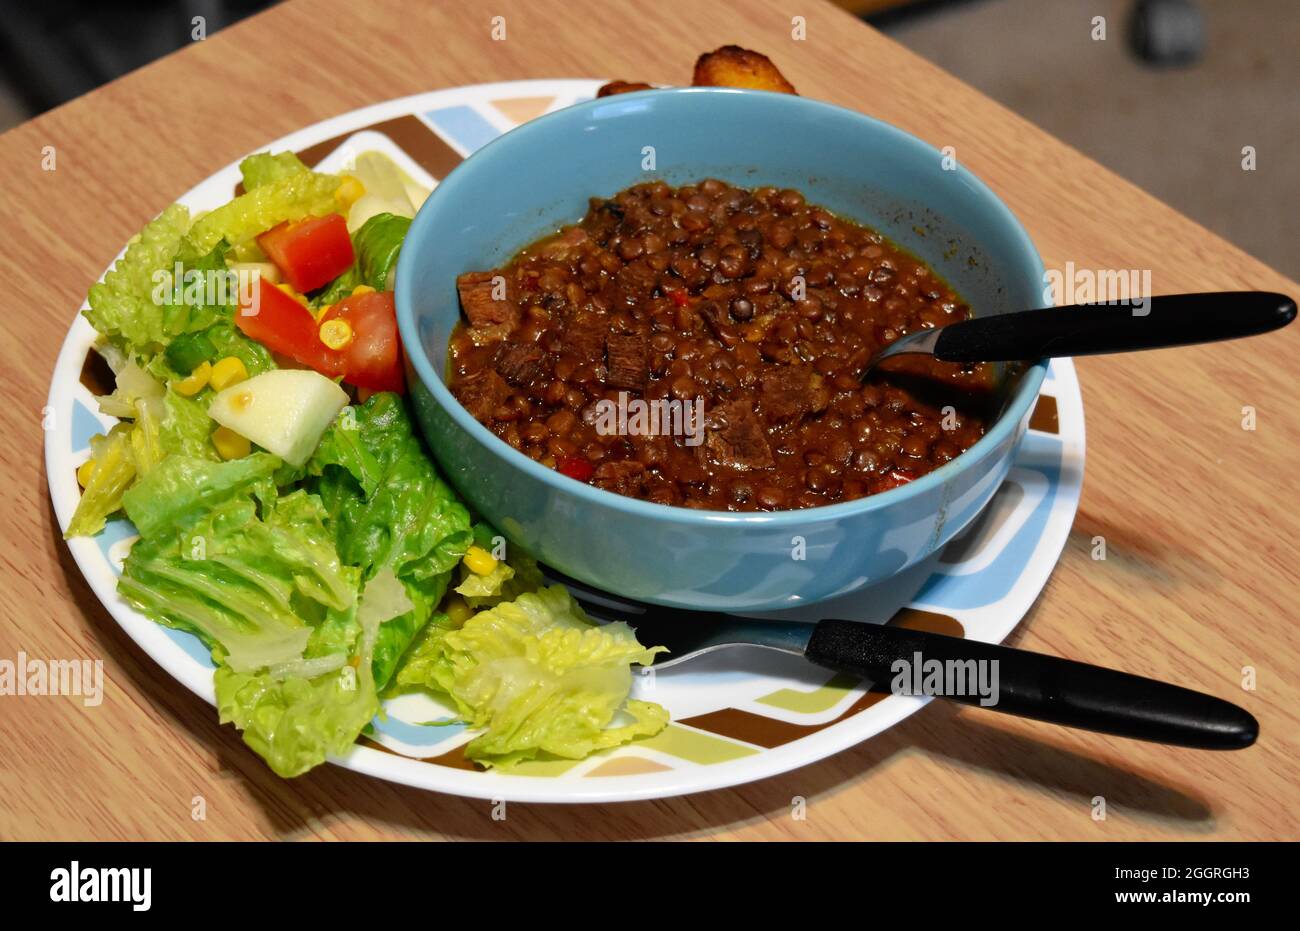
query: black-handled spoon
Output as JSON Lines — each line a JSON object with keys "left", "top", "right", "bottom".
{"left": 865, "top": 290, "right": 1296, "bottom": 372}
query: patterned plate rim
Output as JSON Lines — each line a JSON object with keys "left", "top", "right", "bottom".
{"left": 45, "top": 79, "right": 1085, "bottom": 803}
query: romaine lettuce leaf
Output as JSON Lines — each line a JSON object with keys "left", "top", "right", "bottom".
{"left": 310, "top": 394, "right": 472, "bottom": 583}
{"left": 94, "top": 355, "right": 164, "bottom": 419}
{"left": 84, "top": 204, "right": 192, "bottom": 354}
{"left": 66, "top": 425, "right": 137, "bottom": 538}
{"left": 213, "top": 585, "right": 375, "bottom": 779}
{"left": 353, "top": 212, "right": 411, "bottom": 291}
{"left": 454, "top": 560, "right": 515, "bottom": 600}
{"left": 452, "top": 522, "right": 546, "bottom": 609}
{"left": 395, "top": 585, "right": 668, "bottom": 767}
{"left": 345, "top": 152, "right": 420, "bottom": 231}
{"left": 307, "top": 394, "right": 472, "bottom": 689}
{"left": 310, "top": 266, "right": 361, "bottom": 307}
{"left": 239, "top": 152, "right": 311, "bottom": 191}
{"left": 154, "top": 240, "right": 232, "bottom": 338}
{"left": 185, "top": 163, "right": 341, "bottom": 254}
{"left": 214, "top": 654, "right": 378, "bottom": 778}
{"left": 211, "top": 530, "right": 389, "bottom": 778}
{"left": 309, "top": 212, "right": 409, "bottom": 306}
{"left": 66, "top": 379, "right": 217, "bottom": 538}
{"left": 122, "top": 451, "right": 280, "bottom": 538}
{"left": 119, "top": 490, "right": 358, "bottom": 674}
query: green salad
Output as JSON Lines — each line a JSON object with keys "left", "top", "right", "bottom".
{"left": 67, "top": 150, "right": 667, "bottom": 776}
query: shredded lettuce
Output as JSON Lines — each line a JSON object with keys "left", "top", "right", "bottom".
{"left": 395, "top": 585, "right": 667, "bottom": 768}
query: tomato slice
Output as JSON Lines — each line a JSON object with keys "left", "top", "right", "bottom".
{"left": 236, "top": 278, "right": 343, "bottom": 375}
{"left": 256, "top": 213, "right": 355, "bottom": 293}
{"left": 318, "top": 290, "right": 405, "bottom": 394}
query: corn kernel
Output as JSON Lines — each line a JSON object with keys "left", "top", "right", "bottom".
{"left": 211, "top": 425, "right": 251, "bottom": 460}
{"left": 463, "top": 545, "right": 497, "bottom": 576}
{"left": 209, "top": 356, "right": 248, "bottom": 391}
{"left": 445, "top": 596, "right": 473, "bottom": 627}
{"left": 350, "top": 284, "right": 376, "bottom": 297}
{"left": 77, "top": 459, "right": 96, "bottom": 487}
{"left": 335, "top": 175, "right": 365, "bottom": 209}
{"left": 173, "top": 360, "right": 212, "bottom": 396}
{"left": 319, "top": 319, "right": 353, "bottom": 350}
{"left": 276, "top": 282, "right": 309, "bottom": 307}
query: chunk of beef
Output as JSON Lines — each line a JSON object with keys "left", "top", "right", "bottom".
{"left": 591, "top": 460, "right": 646, "bottom": 496}
{"left": 564, "top": 319, "right": 608, "bottom": 363}
{"left": 538, "top": 226, "right": 589, "bottom": 260}
{"left": 457, "top": 270, "right": 518, "bottom": 328}
{"left": 759, "top": 365, "right": 830, "bottom": 423}
{"left": 700, "top": 400, "right": 773, "bottom": 471}
{"left": 606, "top": 333, "right": 649, "bottom": 390}
{"left": 453, "top": 369, "right": 509, "bottom": 420}
{"left": 494, "top": 343, "right": 546, "bottom": 387}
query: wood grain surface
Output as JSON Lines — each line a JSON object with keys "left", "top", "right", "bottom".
{"left": 1, "top": 0, "right": 1296, "bottom": 841}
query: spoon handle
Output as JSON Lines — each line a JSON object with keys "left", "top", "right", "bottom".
{"left": 933, "top": 291, "right": 1296, "bottom": 362}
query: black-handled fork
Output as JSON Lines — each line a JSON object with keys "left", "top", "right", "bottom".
{"left": 545, "top": 568, "right": 1258, "bottom": 750}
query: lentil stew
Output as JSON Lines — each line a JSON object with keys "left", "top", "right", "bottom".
{"left": 448, "top": 179, "right": 996, "bottom": 511}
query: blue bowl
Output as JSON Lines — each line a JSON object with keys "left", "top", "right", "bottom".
{"left": 396, "top": 88, "right": 1047, "bottom": 611}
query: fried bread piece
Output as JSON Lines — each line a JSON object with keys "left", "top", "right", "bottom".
{"left": 692, "top": 45, "right": 797, "bottom": 95}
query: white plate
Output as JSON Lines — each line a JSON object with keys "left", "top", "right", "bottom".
{"left": 45, "top": 80, "right": 1085, "bottom": 803}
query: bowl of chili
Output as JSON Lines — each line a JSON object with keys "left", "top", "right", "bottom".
{"left": 396, "top": 87, "right": 1049, "bottom": 610}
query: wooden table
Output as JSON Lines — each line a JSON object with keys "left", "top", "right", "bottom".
{"left": 2, "top": 0, "right": 1296, "bottom": 842}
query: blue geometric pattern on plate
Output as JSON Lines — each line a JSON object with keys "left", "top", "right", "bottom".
{"left": 163, "top": 628, "right": 216, "bottom": 669}
{"left": 914, "top": 432, "right": 1063, "bottom": 610}
{"left": 371, "top": 713, "right": 468, "bottom": 749}
{"left": 72, "top": 398, "right": 102, "bottom": 453}
{"left": 423, "top": 105, "right": 501, "bottom": 154}
{"left": 94, "top": 517, "right": 137, "bottom": 570}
